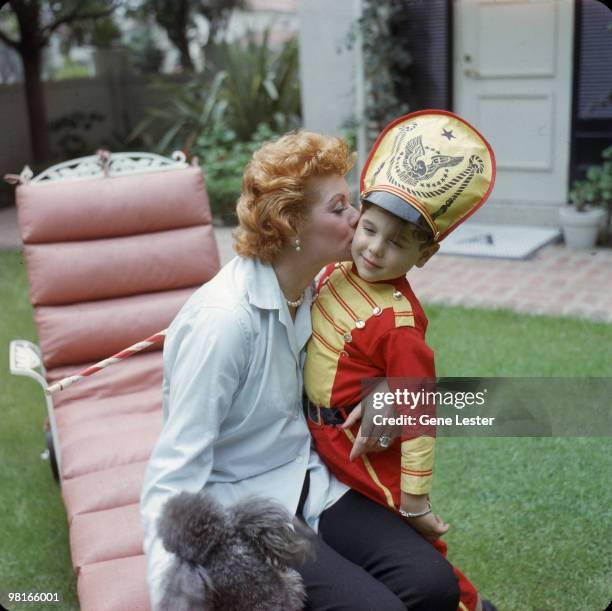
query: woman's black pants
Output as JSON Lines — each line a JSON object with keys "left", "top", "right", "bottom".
{"left": 296, "top": 489, "right": 460, "bottom": 611}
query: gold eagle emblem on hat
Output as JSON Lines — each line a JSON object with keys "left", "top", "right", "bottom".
{"left": 390, "top": 129, "right": 464, "bottom": 185}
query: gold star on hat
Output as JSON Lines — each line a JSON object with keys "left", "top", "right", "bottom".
{"left": 360, "top": 109, "right": 496, "bottom": 242}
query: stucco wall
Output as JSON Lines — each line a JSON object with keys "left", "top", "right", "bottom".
{"left": 297, "top": 0, "right": 362, "bottom": 138}
{"left": 297, "top": 0, "right": 364, "bottom": 194}
{"left": 0, "top": 74, "right": 189, "bottom": 175}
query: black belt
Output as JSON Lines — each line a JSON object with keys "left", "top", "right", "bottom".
{"left": 303, "top": 397, "right": 346, "bottom": 426}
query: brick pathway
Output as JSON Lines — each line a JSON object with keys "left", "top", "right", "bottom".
{"left": 2, "top": 206, "right": 611, "bottom": 323}
{"left": 408, "top": 244, "right": 612, "bottom": 323}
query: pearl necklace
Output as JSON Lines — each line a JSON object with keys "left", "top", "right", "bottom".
{"left": 285, "top": 292, "right": 305, "bottom": 308}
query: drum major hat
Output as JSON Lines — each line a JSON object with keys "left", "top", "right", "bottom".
{"left": 360, "top": 109, "right": 496, "bottom": 242}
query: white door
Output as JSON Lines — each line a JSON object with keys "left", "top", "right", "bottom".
{"left": 454, "top": 0, "right": 574, "bottom": 225}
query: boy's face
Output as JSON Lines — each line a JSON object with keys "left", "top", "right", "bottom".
{"left": 351, "top": 205, "right": 438, "bottom": 282}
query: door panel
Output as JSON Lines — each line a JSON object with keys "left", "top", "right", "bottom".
{"left": 454, "top": 0, "right": 574, "bottom": 212}
{"left": 478, "top": 93, "right": 554, "bottom": 170}
{"left": 477, "top": 1, "right": 558, "bottom": 77}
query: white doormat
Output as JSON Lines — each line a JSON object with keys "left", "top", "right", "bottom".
{"left": 439, "top": 223, "right": 561, "bottom": 260}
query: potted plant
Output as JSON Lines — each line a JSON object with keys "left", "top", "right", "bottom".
{"left": 561, "top": 145, "right": 612, "bottom": 249}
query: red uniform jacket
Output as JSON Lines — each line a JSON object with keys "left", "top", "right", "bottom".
{"left": 304, "top": 261, "right": 436, "bottom": 506}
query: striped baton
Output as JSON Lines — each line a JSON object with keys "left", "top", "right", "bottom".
{"left": 46, "top": 330, "right": 167, "bottom": 395}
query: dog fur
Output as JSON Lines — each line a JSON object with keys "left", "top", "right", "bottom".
{"left": 157, "top": 491, "right": 313, "bottom": 611}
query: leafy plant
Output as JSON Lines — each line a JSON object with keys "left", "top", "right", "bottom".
{"left": 58, "top": 2, "right": 122, "bottom": 51}
{"left": 569, "top": 146, "right": 612, "bottom": 214}
{"left": 129, "top": 29, "right": 301, "bottom": 223}
{"left": 569, "top": 146, "right": 612, "bottom": 242}
{"left": 90, "top": 15, "right": 122, "bottom": 48}
{"left": 210, "top": 30, "right": 301, "bottom": 141}
{"left": 48, "top": 110, "right": 106, "bottom": 158}
{"left": 131, "top": 29, "right": 300, "bottom": 155}
{"left": 129, "top": 71, "right": 228, "bottom": 153}
{"left": 345, "top": 0, "right": 414, "bottom": 143}
{"left": 125, "top": 26, "right": 164, "bottom": 74}
{"left": 340, "top": 115, "right": 359, "bottom": 154}
{"left": 195, "top": 123, "right": 279, "bottom": 224}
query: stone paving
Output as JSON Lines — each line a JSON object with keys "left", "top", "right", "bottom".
{"left": 2, "top": 205, "right": 611, "bottom": 323}
{"left": 408, "top": 244, "right": 612, "bottom": 323}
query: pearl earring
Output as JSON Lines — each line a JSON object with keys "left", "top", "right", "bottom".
{"left": 294, "top": 239, "right": 301, "bottom": 252}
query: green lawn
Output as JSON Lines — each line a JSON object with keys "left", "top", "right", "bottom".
{"left": 425, "top": 305, "right": 612, "bottom": 611}
{"left": 1, "top": 248, "right": 611, "bottom": 611}
{"left": 0, "top": 250, "right": 77, "bottom": 610}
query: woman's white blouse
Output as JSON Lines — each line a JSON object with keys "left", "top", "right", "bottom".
{"left": 140, "top": 255, "right": 348, "bottom": 607}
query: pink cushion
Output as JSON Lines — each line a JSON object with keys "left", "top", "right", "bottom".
{"left": 13, "top": 160, "right": 220, "bottom": 611}
{"left": 36, "top": 288, "right": 194, "bottom": 369}
{"left": 78, "top": 555, "right": 150, "bottom": 611}
{"left": 61, "top": 419, "right": 162, "bottom": 480}
{"left": 55, "top": 387, "right": 161, "bottom": 430}
{"left": 17, "top": 165, "right": 210, "bottom": 243}
{"left": 63, "top": 461, "right": 148, "bottom": 524}
{"left": 48, "top": 351, "right": 163, "bottom": 409}
{"left": 58, "top": 411, "right": 162, "bottom": 448}
{"left": 71, "top": 504, "right": 144, "bottom": 570}
{"left": 25, "top": 225, "right": 219, "bottom": 306}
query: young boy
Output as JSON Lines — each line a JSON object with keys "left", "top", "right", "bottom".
{"left": 303, "top": 110, "right": 496, "bottom": 611}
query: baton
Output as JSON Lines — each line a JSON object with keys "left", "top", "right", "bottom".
{"left": 46, "top": 330, "right": 167, "bottom": 395}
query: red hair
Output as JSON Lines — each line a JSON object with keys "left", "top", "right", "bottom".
{"left": 234, "top": 130, "right": 355, "bottom": 263}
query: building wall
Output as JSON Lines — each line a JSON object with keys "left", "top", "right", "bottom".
{"left": 297, "top": 0, "right": 365, "bottom": 192}
{"left": 297, "top": 0, "right": 361, "bottom": 138}
{"left": 0, "top": 73, "right": 190, "bottom": 205}
{"left": 248, "top": 0, "right": 297, "bottom": 11}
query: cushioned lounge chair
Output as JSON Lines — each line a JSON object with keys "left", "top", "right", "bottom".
{"left": 8, "top": 151, "right": 221, "bottom": 610}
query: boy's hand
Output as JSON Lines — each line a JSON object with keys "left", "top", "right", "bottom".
{"left": 341, "top": 403, "right": 362, "bottom": 429}
{"left": 341, "top": 404, "right": 379, "bottom": 462}
{"left": 400, "top": 492, "right": 449, "bottom": 542}
{"left": 343, "top": 379, "right": 401, "bottom": 461}
{"left": 403, "top": 511, "right": 449, "bottom": 542}
{"left": 342, "top": 403, "right": 398, "bottom": 461}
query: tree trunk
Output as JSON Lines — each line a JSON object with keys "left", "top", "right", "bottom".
{"left": 22, "top": 49, "right": 51, "bottom": 164}
{"left": 176, "top": 34, "right": 193, "bottom": 71}
{"left": 175, "top": 0, "right": 193, "bottom": 71}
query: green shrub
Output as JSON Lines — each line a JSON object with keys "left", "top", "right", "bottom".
{"left": 129, "top": 72, "right": 227, "bottom": 153}
{"left": 196, "top": 123, "right": 280, "bottom": 225}
{"left": 569, "top": 145, "right": 612, "bottom": 213}
{"left": 48, "top": 110, "right": 106, "bottom": 158}
{"left": 131, "top": 31, "right": 301, "bottom": 156}
{"left": 130, "top": 31, "right": 302, "bottom": 224}
{"left": 211, "top": 30, "right": 301, "bottom": 141}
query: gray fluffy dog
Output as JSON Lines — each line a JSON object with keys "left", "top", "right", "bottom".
{"left": 157, "top": 491, "right": 313, "bottom": 611}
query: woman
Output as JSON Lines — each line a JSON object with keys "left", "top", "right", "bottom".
{"left": 140, "top": 130, "right": 459, "bottom": 610}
